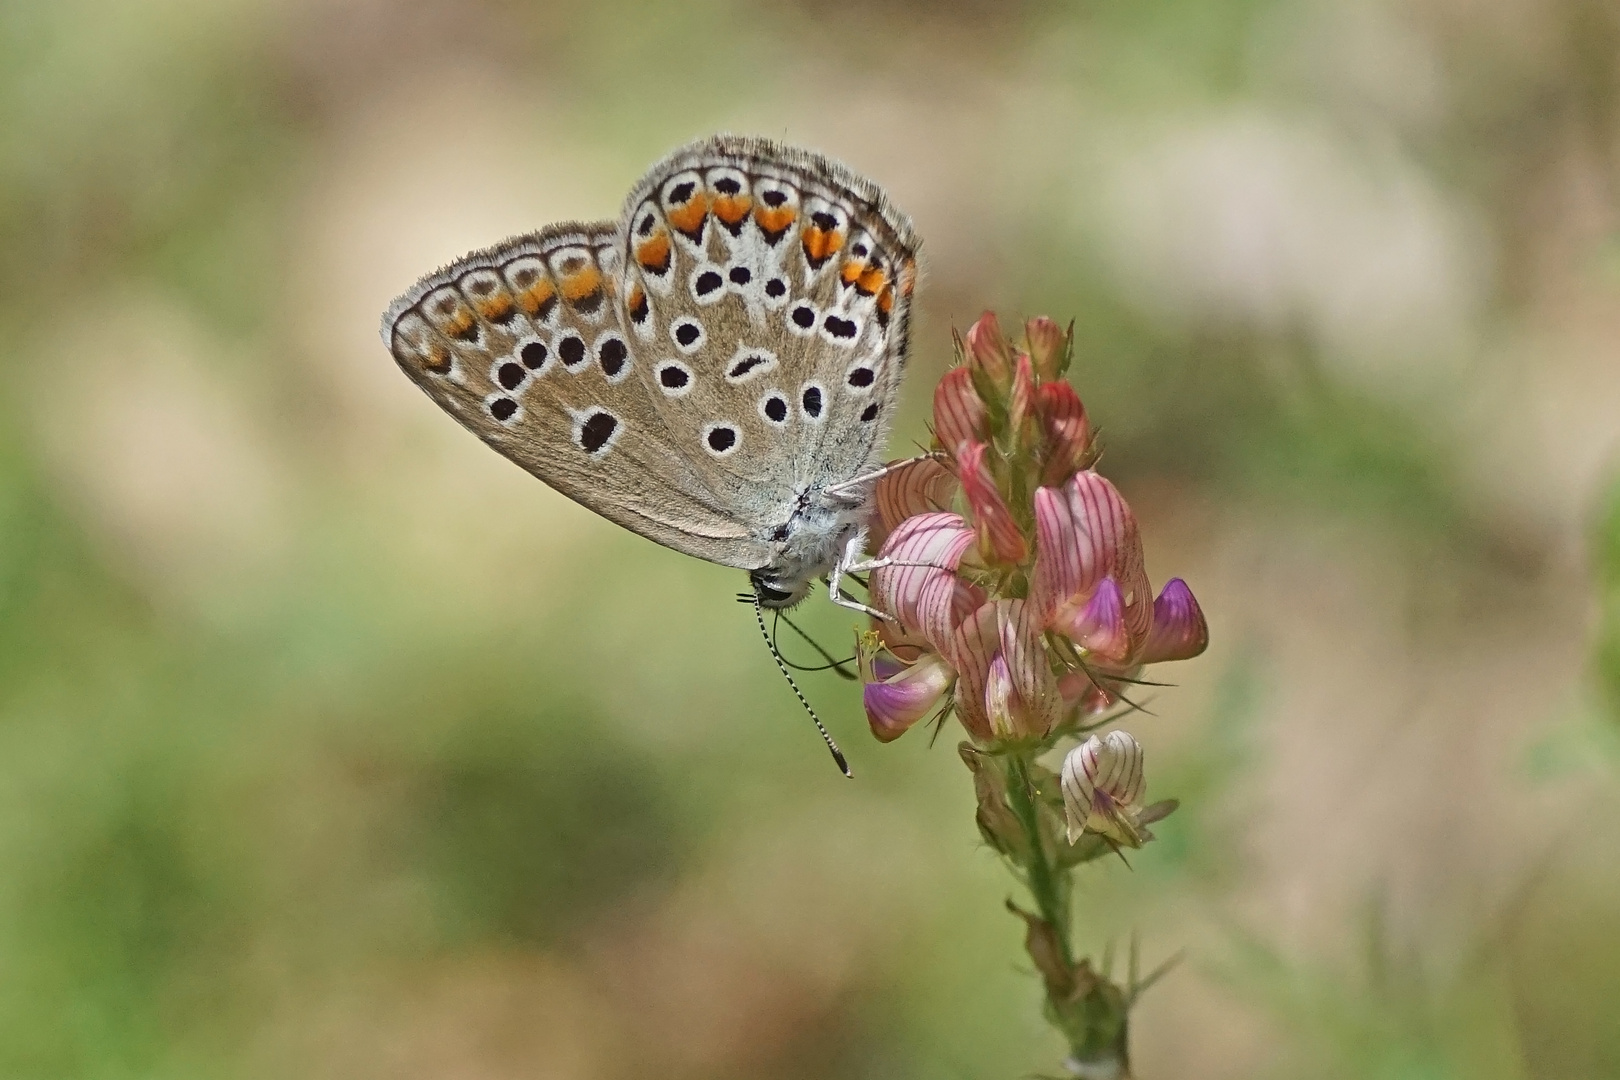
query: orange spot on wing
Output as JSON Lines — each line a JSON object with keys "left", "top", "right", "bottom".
{"left": 856, "top": 266, "right": 887, "bottom": 296}
{"left": 423, "top": 343, "right": 453, "bottom": 373}
{"left": 517, "top": 278, "right": 557, "bottom": 317}
{"left": 443, "top": 308, "right": 477, "bottom": 339}
{"left": 840, "top": 261, "right": 865, "bottom": 287}
{"left": 713, "top": 193, "right": 752, "bottom": 228}
{"left": 801, "top": 225, "right": 843, "bottom": 266}
{"left": 665, "top": 195, "right": 709, "bottom": 236}
{"left": 877, "top": 285, "right": 894, "bottom": 316}
{"left": 476, "top": 294, "right": 515, "bottom": 321}
{"left": 754, "top": 204, "right": 797, "bottom": 237}
{"left": 561, "top": 265, "right": 603, "bottom": 302}
{"left": 636, "top": 232, "right": 671, "bottom": 273}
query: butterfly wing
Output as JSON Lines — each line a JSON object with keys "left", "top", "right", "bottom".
{"left": 382, "top": 222, "right": 773, "bottom": 569}
{"left": 381, "top": 136, "right": 919, "bottom": 577}
{"left": 616, "top": 135, "right": 919, "bottom": 524}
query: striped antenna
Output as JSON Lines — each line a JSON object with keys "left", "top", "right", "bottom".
{"left": 751, "top": 590, "right": 851, "bottom": 777}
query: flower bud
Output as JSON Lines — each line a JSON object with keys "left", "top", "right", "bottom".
{"left": 1034, "top": 381, "right": 1094, "bottom": 487}
{"left": 932, "top": 367, "right": 989, "bottom": 458}
{"left": 1060, "top": 730, "right": 1147, "bottom": 846}
{"left": 957, "top": 441, "right": 1029, "bottom": 564}
{"left": 1007, "top": 352, "right": 1035, "bottom": 443}
{"left": 1024, "top": 316, "right": 1069, "bottom": 381}
{"left": 963, "top": 310, "right": 1013, "bottom": 385}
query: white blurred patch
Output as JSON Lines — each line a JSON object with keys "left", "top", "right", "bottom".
{"left": 29, "top": 295, "right": 291, "bottom": 611}
{"left": 1093, "top": 113, "right": 1489, "bottom": 394}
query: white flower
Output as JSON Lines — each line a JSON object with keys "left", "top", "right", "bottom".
{"left": 1060, "top": 731, "right": 1147, "bottom": 846}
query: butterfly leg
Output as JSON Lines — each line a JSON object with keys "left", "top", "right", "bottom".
{"left": 827, "top": 530, "right": 897, "bottom": 622}
{"left": 823, "top": 451, "right": 946, "bottom": 499}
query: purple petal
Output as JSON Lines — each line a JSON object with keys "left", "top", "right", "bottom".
{"left": 1056, "top": 576, "right": 1131, "bottom": 663}
{"left": 1139, "top": 578, "right": 1209, "bottom": 663}
{"left": 864, "top": 653, "right": 954, "bottom": 743}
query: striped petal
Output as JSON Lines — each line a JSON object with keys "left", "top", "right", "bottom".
{"left": 992, "top": 598, "right": 1061, "bottom": 738}
{"left": 932, "top": 367, "right": 989, "bottom": 458}
{"left": 1060, "top": 730, "right": 1146, "bottom": 845}
{"left": 958, "top": 441, "right": 1029, "bottom": 564}
{"left": 871, "top": 455, "right": 959, "bottom": 551}
{"left": 1034, "top": 380, "right": 1093, "bottom": 487}
{"left": 945, "top": 601, "right": 1001, "bottom": 743}
{"left": 1033, "top": 472, "right": 1151, "bottom": 658}
{"left": 871, "top": 512, "right": 977, "bottom": 651}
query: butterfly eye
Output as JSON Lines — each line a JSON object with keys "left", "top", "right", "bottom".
{"left": 756, "top": 582, "right": 793, "bottom": 604}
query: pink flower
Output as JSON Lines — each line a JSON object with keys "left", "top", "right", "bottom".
{"left": 941, "top": 599, "right": 1057, "bottom": 743}
{"left": 1031, "top": 472, "right": 1208, "bottom": 714}
{"left": 1033, "top": 472, "right": 1153, "bottom": 660}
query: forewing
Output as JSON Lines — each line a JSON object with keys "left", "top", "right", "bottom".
{"left": 617, "top": 136, "right": 919, "bottom": 525}
{"left": 382, "top": 222, "right": 772, "bottom": 569}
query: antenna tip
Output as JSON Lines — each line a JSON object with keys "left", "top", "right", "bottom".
{"left": 832, "top": 746, "right": 853, "bottom": 778}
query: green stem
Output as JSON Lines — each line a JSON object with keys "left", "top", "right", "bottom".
{"left": 1006, "top": 749, "right": 1071, "bottom": 965}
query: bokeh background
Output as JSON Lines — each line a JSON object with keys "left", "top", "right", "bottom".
{"left": 3, "top": 0, "right": 1619, "bottom": 1076}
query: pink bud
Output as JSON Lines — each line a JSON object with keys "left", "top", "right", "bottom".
{"left": 1024, "top": 316, "right": 1068, "bottom": 381}
{"left": 932, "top": 367, "right": 989, "bottom": 458}
{"left": 957, "top": 441, "right": 1029, "bottom": 564}
{"left": 1139, "top": 578, "right": 1209, "bottom": 663}
{"left": 863, "top": 652, "right": 955, "bottom": 742}
{"left": 963, "top": 311, "right": 1012, "bottom": 384}
{"left": 1007, "top": 353, "right": 1035, "bottom": 438}
{"left": 1034, "top": 381, "right": 1093, "bottom": 487}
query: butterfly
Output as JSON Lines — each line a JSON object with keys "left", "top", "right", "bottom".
{"left": 381, "top": 134, "right": 919, "bottom": 608}
{"left": 380, "top": 135, "right": 922, "bottom": 771}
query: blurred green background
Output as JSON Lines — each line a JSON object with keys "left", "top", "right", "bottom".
{"left": 3, "top": 0, "right": 1619, "bottom": 1076}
